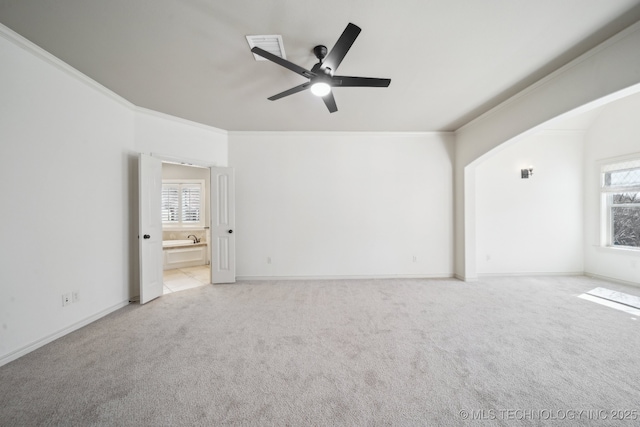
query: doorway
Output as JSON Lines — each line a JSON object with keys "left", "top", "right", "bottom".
{"left": 161, "top": 162, "right": 211, "bottom": 294}
{"left": 139, "top": 153, "right": 236, "bottom": 304}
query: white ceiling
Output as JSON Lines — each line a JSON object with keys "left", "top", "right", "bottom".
{"left": 2, "top": 0, "right": 640, "bottom": 132}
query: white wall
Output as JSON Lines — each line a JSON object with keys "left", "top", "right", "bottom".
{"left": 0, "top": 30, "right": 136, "bottom": 363}
{"left": 475, "top": 131, "right": 584, "bottom": 275}
{"left": 229, "top": 132, "right": 455, "bottom": 278}
{"left": 584, "top": 93, "right": 640, "bottom": 284}
{"left": 0, "top": 26, "right": 229, "bottom": 365}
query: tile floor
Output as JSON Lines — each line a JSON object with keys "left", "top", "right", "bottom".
{"left": 163, "top": 265, "right": 210, "bottom": 294}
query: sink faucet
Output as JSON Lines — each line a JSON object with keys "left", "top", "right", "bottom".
{"left": 187, "top": 234, "right": 200, "bottom": 243}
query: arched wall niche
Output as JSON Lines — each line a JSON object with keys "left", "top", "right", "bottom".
{"left": 454, "top": 21, "right": 640, "bottom": 280}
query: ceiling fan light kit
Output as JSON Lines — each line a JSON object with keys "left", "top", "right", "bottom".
{"left": 251, "top": 23, "right": 391, "bottom": 113}
{"left": 310, "top": 82, "right": 331, "bottom": 97}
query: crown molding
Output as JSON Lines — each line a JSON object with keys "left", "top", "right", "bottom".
{"left": 134, "top": 107, "right": 228, "bottom": 135}
{"left": 1, "top": 23, "right": 135, "bottom": 110}
{"left": 228, "top": 130, "right": 454, "bottom": 138}
{"left": 2, "top": 22, "right": 230, "bottom": 138}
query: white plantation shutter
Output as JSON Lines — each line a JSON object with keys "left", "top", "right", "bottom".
{"left": 161, "top": 185, "right": 179, "bottom": 222}
{"left": 162, "top": 181, "right": 204, "bottom": 226}
{"left": 181, "top": 185, "right": 201, "bottom": 223}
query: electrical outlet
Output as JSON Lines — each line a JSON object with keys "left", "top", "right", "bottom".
{"left": 412, "top": 255, "right": 417, "bottom": 263}
{"left": 62, "top": 293, "right": 71, "bottom": 307}
{"left": 72, "top": 291, "right": 79, "bottom": 303}
{"left": 267, "top": 257, "right": 272, "bottom": 264}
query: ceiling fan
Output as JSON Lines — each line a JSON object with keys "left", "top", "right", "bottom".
{"left": 251, "top": 23, "right": 391, "bottom": 113}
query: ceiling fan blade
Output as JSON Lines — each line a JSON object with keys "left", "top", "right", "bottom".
{"left": 268, "top": 82, "right": 312, "bottom": 101}
{"left": 322, "top": 91, "right": 338, "bottom": 113}
{"left": 322, "top": 23, "right": 361, "bottom": 73}
{"left": 331, "top": 76, "right": 391, "bottom": 87}
{"left": 251, "top": 47, "right": 315, "bottom": 79}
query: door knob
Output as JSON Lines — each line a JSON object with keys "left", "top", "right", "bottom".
{"left": 143, "top": 234, "right": 151, "bottom": 239}
{"left": 228, "top": 230, "right": 233, "bottom": 234}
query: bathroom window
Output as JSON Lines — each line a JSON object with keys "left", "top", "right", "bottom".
{"left": 162, "top": 180, "right": 204, "bottom": 227}
{"left": 601, "top": 157, "right": 640, "bottom": 249}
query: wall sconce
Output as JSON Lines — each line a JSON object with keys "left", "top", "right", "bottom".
{"left": 521, "top": 166, "right": 534, "bottom": 179}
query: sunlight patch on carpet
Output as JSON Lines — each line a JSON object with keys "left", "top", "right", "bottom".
{"left": 578, "top": 287, "right": 640, "bottom": 316}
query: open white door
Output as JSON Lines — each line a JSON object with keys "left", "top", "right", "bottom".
{"left": 211, "top": 167, "right": 236, "bottom": 284}
{"left": 139, "top": 153, "right": 164, "bottom": 303}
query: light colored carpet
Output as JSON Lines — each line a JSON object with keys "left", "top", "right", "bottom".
{"left": 1, "top": 276, "right": 640, "bottom": 426}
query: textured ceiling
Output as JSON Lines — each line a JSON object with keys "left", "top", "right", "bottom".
{"left": 2, "top": 0, "right": 640, "bottom": 132}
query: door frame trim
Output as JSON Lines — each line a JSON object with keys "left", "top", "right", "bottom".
{"left": 141, "top": 152, "right": 230, "bottom": 288}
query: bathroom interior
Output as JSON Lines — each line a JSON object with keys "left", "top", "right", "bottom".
{"left": 161, "top": 162, "right": 211, "bottom": 294}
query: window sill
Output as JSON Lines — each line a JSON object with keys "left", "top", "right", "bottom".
{"left": 596, "top": 245, "right": 640, "bottom": 256}
{"left": 162, "top": 225, "right": 207, "bottom": 232}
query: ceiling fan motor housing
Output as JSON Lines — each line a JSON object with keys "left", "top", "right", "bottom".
{"left": 313, "top": 45, "right": 328, "bottom": 61}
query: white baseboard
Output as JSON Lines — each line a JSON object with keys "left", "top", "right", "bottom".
{"left": 474, "top": 272, "right": 639, "bottom": 288}
{"left": 454, "top": 274, "right": 478, "bottom": 282}
{"left": 236, "top": 273, "right": 454, "bottom": 281}
{"left": 584, "top": 272, "right": 640, "bottom": 288}
{"left": 476, "top": 271, "right": 585, "bottom": 279}
{"left": 0, "top": 300, "right": 130, "bottom": 367}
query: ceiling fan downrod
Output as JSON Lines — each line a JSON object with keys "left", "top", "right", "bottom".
{"left": 313, "top": 45, "right": 328, "bottom": 62}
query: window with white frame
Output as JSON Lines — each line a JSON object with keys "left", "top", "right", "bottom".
{"left": 601, "top": 158, "right": 640, "bottom": 249}
{"left": 162, "top": 180, "right": 205, "bottom": 227}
